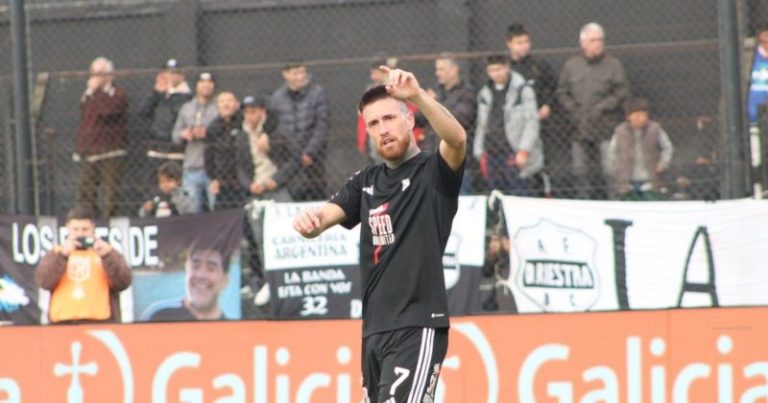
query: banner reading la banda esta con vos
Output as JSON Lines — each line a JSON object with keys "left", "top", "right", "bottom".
{"left": 0, "top": 307, "right": 766, "bottom": 402}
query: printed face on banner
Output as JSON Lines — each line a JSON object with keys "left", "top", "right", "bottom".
{"left": 510, "top": 219, "right": 600, "bottom": 312}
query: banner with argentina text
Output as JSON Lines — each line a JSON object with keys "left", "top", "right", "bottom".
{"left": 501, "top": 196, "right": 768, "bottom": 314}
{"left": 261, "top": 196, "right": 488, "bottom": 319}
{"left": 262, "top": 202, "right": 362, "bottom": 319}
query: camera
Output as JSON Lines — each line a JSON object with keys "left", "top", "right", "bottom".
{"left": 75, "top": 236, "right": 95, "bottom": 250}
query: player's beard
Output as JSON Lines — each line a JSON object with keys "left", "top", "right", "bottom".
{"left": 377, "top": 133, "right": 411, "bottom": 162}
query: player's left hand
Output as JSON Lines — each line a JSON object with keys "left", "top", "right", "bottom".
{"left": 379, "top": 66, "right": 422, "bottom": 101}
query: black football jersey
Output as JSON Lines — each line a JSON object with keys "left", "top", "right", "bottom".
{"left": 330, "top": 151, "right": 464, "bottom": 336}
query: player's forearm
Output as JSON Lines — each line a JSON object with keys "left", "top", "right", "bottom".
{"left": 408, "top": 89, "right": 466, "bottom": 149}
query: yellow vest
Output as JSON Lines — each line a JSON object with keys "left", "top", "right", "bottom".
{"left": 49, "top": 249, "right": 110, "bottom": 322}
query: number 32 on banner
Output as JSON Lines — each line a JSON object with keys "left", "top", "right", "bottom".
{"left": 300, "top": 296, "right": 328, "bottom": 316}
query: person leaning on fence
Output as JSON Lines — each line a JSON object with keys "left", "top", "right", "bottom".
{"left": 556, "top": 22, "right": 630, "bottom": 200}
{"left": 140, "top": 58, "right": 193, "bottom": 175}
{"left": 172, "top": 71, "right": 219, "bottom": 213}
{"left": 204, "top": 91, "right": 254, "bottom": 210}
{"left": 507, "top": 23, "right": 563, "bottom": 196}
{"left": 143, "top": 239, "right": 230, "bottom": 321}
{"left": 608, "top": 97, "right": 674, "bottom": 201}
{"left": 427, "top": 53, "right": 478, "bottom": 193}
{"left": 76, "top": 57, "right": 128, "bottom": 218}
{"left": 138, "top": 161, "right": 196, "bottom": 218}
{"left": 270, "top": 61, "right": 331, "bottom": 201}
{"left": 35, "top": 205, "right": 131, "bottom": 324}
{"left": 474, "top": 55, "right": 543, "bottom": 196}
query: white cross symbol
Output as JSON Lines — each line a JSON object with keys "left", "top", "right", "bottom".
{"left": 54, "top": 341, "right": 99, "bottom": 403}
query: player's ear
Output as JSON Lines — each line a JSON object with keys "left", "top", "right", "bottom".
{"left": 405, "top": 109, "right": 415, "bottom": 130}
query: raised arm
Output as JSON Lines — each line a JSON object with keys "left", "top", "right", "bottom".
{"left": 293, "top": 203, "right": 348, "bottom": 239}
{"left": 380, "top": 66, "right": 467, "bottom": 171}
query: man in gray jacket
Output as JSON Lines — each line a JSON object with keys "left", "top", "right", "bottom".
{"left": 270, "top": 61, "right": 330, "bottom": 201}
{"left": 172, "top": 72, "right": 219, "bottom": 212}
{"left": 556, "top": 22, "right": 629, "bottom": 199}
{"left": 474, "top": 55, "right": 543, "bottom": 195}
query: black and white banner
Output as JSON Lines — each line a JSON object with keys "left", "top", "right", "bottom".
{"left": 263, "top": 202, "right": 362, "bottom": 319}
{"left": 502, "top": 197, "right": 768, "bottom": 313}
{"left": 262, "top": 196, "right": 488, "bottom": 319}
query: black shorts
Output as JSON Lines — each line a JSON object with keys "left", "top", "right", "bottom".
{"left": 362, "top": 327, "right": 448, "bottom": 403}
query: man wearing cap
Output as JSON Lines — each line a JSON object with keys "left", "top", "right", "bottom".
{"left": 270, "top": 61, "right": 331, "bottom": 201}
{"left": 139, "top": 58, "right": 193, "bottom": 190}
{"left": 172, "top": 72, "right": 219, "bottom": 212}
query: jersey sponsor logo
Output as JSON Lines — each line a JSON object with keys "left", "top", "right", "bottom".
{"left": 511, "top": 219, "right": 600, "bottom": 312}
{"left": 368, "top": 203, "right": 394, "bottom": 264}
{"left": 401, "top": 178, "right": 411, "bottom": 192}
{"left": 369, "top": 204, "right": 395, "bottom": 246}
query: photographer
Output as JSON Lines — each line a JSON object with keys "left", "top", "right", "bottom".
{"left": 35, "top": 206, "right": 131, "bottom": 323}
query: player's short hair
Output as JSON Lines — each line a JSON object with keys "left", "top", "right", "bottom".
{"left": 506, "top": 23, "right": 529, "bottom": 40}
{"left": 486, "top": 54, "right": 509, "bottom": 66}
{"left": 157, "top": 161, "right": 182, "bottom": 181}
{"left": 358, "top": 84, "right": 407, "bottom": 114}
{"left": 65, "top": 205, "right": 96, "bottom": 224}
{"left": 188, "top": 237, "right": 231, "bottom": 273}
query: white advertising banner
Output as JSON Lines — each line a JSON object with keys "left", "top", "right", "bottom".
{"left": 502, "top": 197, "right": 768, "bottom": 313}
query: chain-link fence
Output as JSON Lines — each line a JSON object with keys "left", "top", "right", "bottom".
{"left": 0, "top": 0, "right": 763, "bottom": 217}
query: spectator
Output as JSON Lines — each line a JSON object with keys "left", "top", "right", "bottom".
{"left": 138, "top": 161, "right": 196, "bottom": 217}
{"left": 747, "top": 23, "right": 768, "bottom": 126}
{"left": 241, "top": 95, "right": 297, "bottom": 202}
{"left": 76, "top": 56, "right": 128, "bottom": 218}
{"left": 172, "top": 72, "right": 219, "bottom": 212}
{"left": 506, "top": 23, "right": 562, "bottom": 196}
{"left": 556, "top": 22, "right": 630, "bottom": 199}
{"left": 608, "top": 98, "right": 674, "bottom": 200}
{"left": 474, "top": 55, "right": 543, "bottom": 195}
{"left": 204, "top": 91, "right": 253, "bottom": 210}
{"left": 428, "top": 53, "right": 478, "bottom": 193}
{"left": 143, "top": 240, "right": 231, "bottom": 321}
{"left": 672, "top": 116, "right": 720, "bottom": 201}
{"left": 140, "top": 58, "right": 193, "bottom": 179}
{"left": 35, "top": 205, "right": 131, "bottom": 323}
{"left": 271, "top": 61, "right": 331, "bottom": 201}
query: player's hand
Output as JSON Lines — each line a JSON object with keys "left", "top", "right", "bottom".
{"left": 192, "top": 126, "right": 206, "bottom": 139}
{"left": 293, "top": 209, "right": 322, "bottom": 238}
{"left": 538, "top": 104, "right": 551, "bottom": 120}
{"left": 93, "top": 238, "right": 112, "bottom": 257}
{"left": 379, "top": 66, "right": 422, "bottom": 101}
{"left": 302, "top": 153, "right": 314, "bottom": 167}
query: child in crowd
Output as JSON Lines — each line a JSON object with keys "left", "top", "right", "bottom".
{"left": 608, "top": 97, "right": 674, "bottom": 200}
{"left": 139, "top": 161, "right": 196, "bottom": 217}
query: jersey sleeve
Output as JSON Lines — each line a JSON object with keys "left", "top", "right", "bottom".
{"left": 432, "top": 151, "right": 465, "bottom": 197}
{"left": 329, "top": 169, "right": 363, "bottom": 229}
